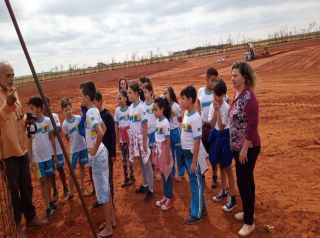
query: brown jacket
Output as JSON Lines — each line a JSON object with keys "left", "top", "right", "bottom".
{"left": 0, "top": 88, "right": 27, "bottom": 159}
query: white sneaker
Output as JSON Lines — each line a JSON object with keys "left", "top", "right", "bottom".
{"left": 238, "top": 223, "right": 255, "bottom": 237}
{"left": 235, "top": 211, "right": 255, "bottom": 221}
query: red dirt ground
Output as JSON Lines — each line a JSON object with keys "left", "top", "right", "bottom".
{"left": 14, "top": 38, "right": 320, "bottom": 238}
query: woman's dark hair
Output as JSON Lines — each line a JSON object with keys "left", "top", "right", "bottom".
{"left": 139, "top": 76, "right": 152, "bottom": 85}
{"left": 118, "top": 77, "right": 128, "bottom": 90}
{"left": 165, "top": 86, "right": 178, "bottom": 104}
{"left": 128, "top": 81, "right": 144, "bottom": 101}
{"left": 119, "top": 89, "right": 131, "bottom": 106}
{"left": 232, "top": 61, "right": 257, "bottom": 89}
{"left": 213, "top": 79, "right": 227, "bottom": 96}
{"left": 154, "top": 96, "right": 171, "bottom": 120}
{"left": 144, "top": 83, "right": 154, "bottom": 99}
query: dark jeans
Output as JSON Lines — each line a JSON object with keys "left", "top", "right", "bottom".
{"left": 108, "top": 155, "right": 114, "bottom": 199}
{"left": 3, "top": 154, "right": 35, "bottom": 224}
{"left": 234, "top": 146, "right": 260, "bottom": 225}
{"left": 161, "top": 172, "right": 173, "bottom": 199}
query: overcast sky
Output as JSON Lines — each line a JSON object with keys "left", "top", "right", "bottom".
{"left": 1, "top": 0, "right": 319, "bottom": 76}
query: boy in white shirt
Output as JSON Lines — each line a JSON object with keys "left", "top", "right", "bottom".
{"left": 28, "top": 96, "right": 58, "bottom": 222}
{"left": 60, "top": 97, "right": 89, "bottom": 203}
{"left": 180, "top": 86, "right": 206, "bottom": 225}
{"left": 80, "top": 81, "right": 115, "bottom": 237}
{"left": 208, "top": 80, "right": 237, "bottom": 212}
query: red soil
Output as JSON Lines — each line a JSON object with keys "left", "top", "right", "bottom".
{"left": 14, "top": 38, "right": 320, "bottom": 237}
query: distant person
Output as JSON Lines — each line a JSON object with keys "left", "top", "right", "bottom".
{"left": 44, "top": 98, "right": 69, "bottom": 203}
{"left": 229, "top": 61, "right": 261, "bottom": 237}
{"left": 138, "top": 76, "right": 152, "bottom": 101}
{"left": 114, "top": 90, "right": 135, "bottom": 187}
{"left": 180, "top": 86, "right": 206, "bottom": 224}
{"left": 80, "top": 81, "right": 116, "bottom": 237}
{"left": 28, "top": 96, "right": 59, "bottom": 221}
{"left": 163, "top": 86, "right": 185, "bottom": 181}
{"left": 208, "top": 80, "right": 237, "bottom": 212}
{"left": 153, "top": 95, "right": 174, "bottom": 211}
{"left": 197, "top": 67, "right": 219, "bottom": 188}
{"left": 127, "top": 82, "right": 154, "bottom": 202}
{"left": 0, "top": 62, "right": 43, "bottom": 237}
{"left": 118, "top": 77, "right": 131, "bottom": 106}
{"left": 60, "top": 97, "right": 89, "bottom": 204}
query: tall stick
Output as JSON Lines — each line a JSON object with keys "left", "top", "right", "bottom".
{"left": 4, "top": 1, "right": 97, "bottom": 237}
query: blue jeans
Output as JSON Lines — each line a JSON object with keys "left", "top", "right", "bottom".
{"left": 170, "top": 128, "right": 185, "bottom": 176}
{"left": 183, "top": 149, "right": 206, "bottom": 219}
{"left": 162, "top": 172, "right": 173, "bottom": 199}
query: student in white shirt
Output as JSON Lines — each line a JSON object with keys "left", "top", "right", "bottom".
{"left": 80, "top": 81, "right": 116, "bottom": 238}
{"left": 197, "top": 67, "right": 219, "bottom": 188}
{"left": 28, "top": 96, "right": 58, "bottom": 222}
{"left": 180, "top": 86, "right": 206, "bottom": 225}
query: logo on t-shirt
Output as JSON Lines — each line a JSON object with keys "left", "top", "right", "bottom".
{"left": 156, "top": 126, "right": 163, "bottom": 134}
{"left": 183, "top": 123, "right": 192, "bottom": 132}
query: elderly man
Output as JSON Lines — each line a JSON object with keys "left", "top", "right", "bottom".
{"left": 0, "top": 62, "right": 42, "bottom": 237}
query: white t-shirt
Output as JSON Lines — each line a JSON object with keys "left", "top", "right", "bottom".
{"left": 155, "top": 117, "right": 170, "bottom": 143}
{"left": 85, "top": 107, "right": 105, "bottom": 155}
{"left": 181, "top": 110, "right": 202, "bottom": 150}
{"left": 114, "top": 106, "right": 130, "bottom": 128}
{"left": 208, "top": 101, "right": 230, "bottom": 130}
{"left": 170, "top": 102, "right": 182, "bottom": 130}
{"left": 197, "top": 87, "right": 213, "bottom": 123}
{"left": 144, "top": 100, "right": 157, "bottom": 134}
{"left": 32, "top": 116, "right": 54, "bottom": 163}
{"left": 52, "top": 113, "right": 63, "bottom": 155}
{"left": 62, "top": 115, "right": 87, "bottom": 153}
{"left": 129, "top": 102, "right": 147, "bottom": 134}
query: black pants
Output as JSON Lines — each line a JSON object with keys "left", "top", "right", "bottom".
{"left": 4, "top": 154, "right": 35, "bottom": 224}
{"left": 108, "top": 155, "right": 114, "bottom": 199}
{"left": 234, "top": 146, "right": 260, "bottom": 225}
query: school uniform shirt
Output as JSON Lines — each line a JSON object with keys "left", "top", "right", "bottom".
{"left": 170, "top": 102, "right": 182, "bottom": 130}
{"left": 181, "top": 110, "right": 202, "bottom": 150}
{"left": 128, "top": 102, "right": 148, "bottom": 134}
{"left": 32, "top": 116, "right": 54, "bottom": 163}
{"left": 85, "top": 107, "right": 105, "bottom": 155}
{"left": 114, "top": 106, "right": 130, "bottom": 129}
{"left": 52, "top": 113, "right": 63, "bottom": 155}
{"left": 208, "top": 101, "right": 230, "bottom": 130}
{"left": 144, "top": 100, "right": 157, "bottom": 134}
{"left": 100, "top": 108, "right": 116, "bottom": 157}
{"left": 155, "top": 117, "right": 170, "bottom": 142}
{"left": 62, "top": 115, "right": 87, "bottom": 153}
{"left": 197, "top": 87, "right": 213, "bottom": 123}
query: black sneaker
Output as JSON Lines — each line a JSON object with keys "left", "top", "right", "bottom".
{"left": 135, "top": 185, "right": 148, "bottom": 194}
{"left": 212, "top": 189, "right": 228, "bottom": 202}
{"left": 211, "top": 175, "right": 218, "bottom": 188}
{"left": 185, "top": 215, "right": 202, "bottom": 225}
{"left": 42, "top": 208, "right": 53, "bottom": 222}
{"left": 93, "top": 200, "right": 102, "bottom": 209}
{"left": 143, "top": 190, "right": 154, "bottom": 203}
{"left": 122, "top": 178, "right": 129, "bottom": 188}
{"left": 49, "top": 202, "right": 58, "bottom": 212}
{"left": 222, "top": 195, "right": 237, "bottom": 212}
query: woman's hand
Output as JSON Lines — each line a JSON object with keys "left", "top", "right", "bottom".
{"left": 239, "top": 147, "right": 248, "bottom": 164}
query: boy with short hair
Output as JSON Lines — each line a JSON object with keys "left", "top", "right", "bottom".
{"left": 28, "top": 96, "right": 58, "bottom": 222}
{"left": 80, "top": 81, "right": 116, "bottom": 237}
{"left": 60, "top": 97, "right": 89, "bottom": 203}
{"left": 180, "top": 86, "right": 206, "bottom": 224}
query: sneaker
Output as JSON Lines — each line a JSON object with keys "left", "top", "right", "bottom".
{"left": 211, "top": 175, "right": 218, "bottom": 188}
{"left": 135, "top": 185, "right": 148, "bottom": 194}
{"left": 235, "top": 212, "right": 255, "bottom": 221}
{"left": 222, "top": 196, "right": 237, "bottom": 212}
{"left": 155, "top": 197, "right": 167, "bottom": 207}
{"left": 52, "top": 189, "right": 58, "bottom": 202}
{"left": 161, "top": 198, "right": 173, "bottom": 211}
{"left": 93, "top": 200, "right": 102, "bottom": 209}
{"left": 143, "top": 190, "right": 154, "bottom": 202}
{"left": 42, "top": 208, "right": 53, "bottom": 222}
{"left": 121, "top": 177, "right": 129, "bottom": 188}
{"left": 49, "top": 202, "right": 58, "bottom": 212}
{"left": 212, "top": 189, "right": 228, "bottom": 202}
{"left": 185, "top": 215, "right": 202, "bottom": 225}
{"left": 238, "top": 223, "right": 255, "bottom": 237}
{"left": 62, "top": 194, "right": 74, "bottom": 204}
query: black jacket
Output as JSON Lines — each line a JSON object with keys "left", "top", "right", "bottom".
{"left": 100, "top": 108, "right": 116, "bottom": 157}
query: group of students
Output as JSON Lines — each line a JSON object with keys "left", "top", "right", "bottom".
{"left": 27, "top": 62, "right": 260, "bottom": 237}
